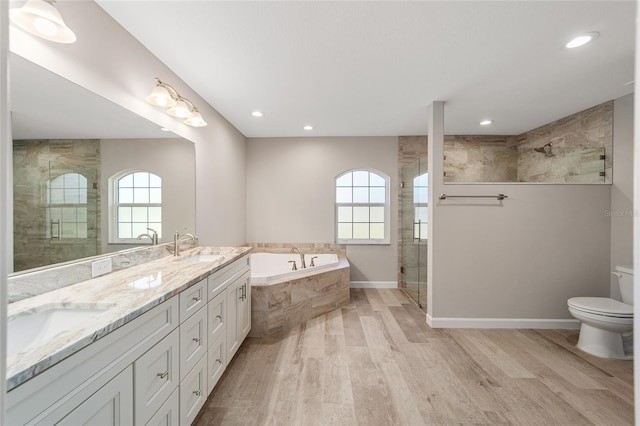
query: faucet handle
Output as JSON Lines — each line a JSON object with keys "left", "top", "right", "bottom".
{"left": 288, "top": 260, "right": 298, "bottom": 271}
{"left": 310, "top": 256, "right": 318, "bottom": 267}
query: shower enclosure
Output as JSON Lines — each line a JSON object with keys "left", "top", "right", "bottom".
{"left": 13, "top": 139, "right": 100, "bottom": 272}
{"left": 400, "top": 156, "right": 428, "bottom": 309}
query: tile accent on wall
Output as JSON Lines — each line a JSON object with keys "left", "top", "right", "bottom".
{"left": 246, "top": 242, "right": 347, "bottom": 257}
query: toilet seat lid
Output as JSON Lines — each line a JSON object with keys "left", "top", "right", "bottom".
{"left": 568, "top": 297, "right": 633, "bottom": 317}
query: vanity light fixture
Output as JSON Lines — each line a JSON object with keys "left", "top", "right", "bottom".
{"left": 303, "top": 125, "right": 313, "bottom": 131}
{"left": 10, "top": 0, "right": 77, "bottom": 43}
{"left": 145, "top": 78, "right": 207, "bottom": 127}
{"left": 479, "top": 119, "right": 493, "bottom": 126}
{"left": 251, "top": 111, "right": 264, "bottom": 117}
{"left": 566, "top": 32, "right": 599, "bottom": 49}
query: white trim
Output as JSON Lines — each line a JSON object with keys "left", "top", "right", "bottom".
{"left": 426, "top": 315, "right": 580, "bottom": 329}
{"left": 350, "top": 281, "right": 397, "bottom": 289}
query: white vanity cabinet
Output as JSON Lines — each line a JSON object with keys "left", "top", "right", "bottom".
{"left": 6, "top": 252, "right": 251, "bottom": 426}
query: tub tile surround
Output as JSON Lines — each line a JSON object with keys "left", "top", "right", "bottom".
{"left": 6, "top": 246, "right": 250, "bottom": 391}
{"left": 248, "top": 243, "right": 350, "bottom": 337}
{"left": 8, "top": 240, "right": 197, "bottom": 302}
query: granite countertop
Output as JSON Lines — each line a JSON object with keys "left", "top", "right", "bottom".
{"left": 7, "top": 246, "right": 251, "bottom": 391}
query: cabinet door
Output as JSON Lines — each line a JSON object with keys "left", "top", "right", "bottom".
{"left": 180, "top": 354, "right": 207, "bottom": 426}
{"left": 180, "top": 305, "right": 208, "bottom": 381}
{"left": 134, "top": 328, "right": 180, "bottom": 426}
{"left": 207, "top": 289, "right": 226, "bottom": 346}
{"left": 238, "top": 277, "right": 251, "bottom": 341}
{"left": 57, "top": 366, "right": 133, "bottom": 426}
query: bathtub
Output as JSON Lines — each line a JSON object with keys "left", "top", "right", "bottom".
{"left": 250, "top": 253, "right": 340, "bottom": 283}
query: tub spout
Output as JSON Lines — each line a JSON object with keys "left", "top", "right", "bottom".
{"left": 290, "top": 247, "right": 306, "bottom": 268}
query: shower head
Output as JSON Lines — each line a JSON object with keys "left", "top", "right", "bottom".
{"left": 534, "top": 142, "right": 554, "bottom": 156}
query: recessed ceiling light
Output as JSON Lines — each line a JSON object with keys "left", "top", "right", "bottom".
{"left": 566, "top": 31, "right": 599, "bottom": 49}
{"left": 303, "top": 125, "right": 313, "bottom": 131}
{"left": 479, "top": 120, "right": 493, "bottom": 126}
{"left": 251, "top": 111, "right": 264, "bottom": 117}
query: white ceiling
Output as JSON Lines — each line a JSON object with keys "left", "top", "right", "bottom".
{"left": 97, "top": 1, "right": 635, "bottom": 138}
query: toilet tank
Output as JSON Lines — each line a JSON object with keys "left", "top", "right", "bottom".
{"left": 615, "top": 266, "right": 634, "bottom": 305}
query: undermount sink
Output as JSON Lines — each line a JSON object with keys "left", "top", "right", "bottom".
{"left": 7, "top": 305, "right": 111, "bottom": 358}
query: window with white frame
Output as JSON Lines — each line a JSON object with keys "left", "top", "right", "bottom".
{"left": 413, "top": 172, "right": 428, "bottom": 242}
{"left": 109, "top": 170, "right": 162, "bottom": 243}
{"left": 46, "top": 172, "right": 88, "bottom": 240}
{"left": 335, "top": 169, "right": 390, "bottom": 244}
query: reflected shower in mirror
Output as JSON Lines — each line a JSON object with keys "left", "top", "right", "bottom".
{"left": 10, "top": 53, "right": 196, "bottom": 272}
{"left": 443, "top": 101, "right": 612, "bottom": 184}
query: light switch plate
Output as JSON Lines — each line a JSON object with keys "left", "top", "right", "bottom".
{"left": 91, "top": 258, "right": 112, "bottom": 278}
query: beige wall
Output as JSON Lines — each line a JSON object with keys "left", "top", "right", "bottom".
{"left": 247, "top": 136, "right": 398, "bottom": 283}
{"left": 10, "top": 1, "right": 247, "bottom": 247}
{"left": 100, "top": 138, "right": 196, "bottom": 253}
{"left": 430, "top": 103, "right": 614, "bottom": 324}
{"left": 610, "top": 93, "right": 634, "bottom": 298}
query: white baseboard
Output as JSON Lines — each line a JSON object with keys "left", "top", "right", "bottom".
{"left": 350, "top": 281, "right": 398, "bottom": 289}
{"left": 426, "top": 313, "right": 580, "bottom": 329}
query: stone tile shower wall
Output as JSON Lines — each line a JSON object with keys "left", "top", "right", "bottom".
{"left": 13, "top": 139, "right": 101, "bottom": 272}
{"left": 443, "top": 101, "right": 613, "bottom": 183}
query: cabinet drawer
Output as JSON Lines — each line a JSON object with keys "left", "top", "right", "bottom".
{"left": 179, "top": 278, "right": 207, "bottom": 322}
{"left": 207, "top": 332, "right": 226, "bottom": 395}
{"left": 208, "top": 255, "right": 250, "bottom": 301}
{"left": 207, "top": 289, "right": 226, "bottom": 346}
{"left": 145, "top": 387, "right": 179, "bottom": 426}
{"left": 134, "top": 328, "right": 180, "bottom": 426}
{"left": 180, "top": 305, "right": 208, "bottom": 381}
{"left": 180, "top": 354, "right": 207, "bottom": 426}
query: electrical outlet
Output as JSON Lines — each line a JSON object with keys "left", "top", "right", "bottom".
{"left": 91, "top": 258, "right": 112, "bottom": 278}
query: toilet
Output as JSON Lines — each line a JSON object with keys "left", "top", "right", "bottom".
{"left": 567, "top": 266, "right": 633, "bottom": 359}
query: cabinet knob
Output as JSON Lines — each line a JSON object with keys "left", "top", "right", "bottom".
{"left": 192, "top": 296, "right": 201, "bottom": 302}
{"left": 216, "top": 358, "right": 223, "bottom": 364}
{"left": 157, "top": 371, "right": 168, "bottom": 379}
{"left": 192, "top": 337, "right": 201, "bottom": 343}
{"left": 216, "top": 314, "right": 223, "bottom": 320}
{"left": 193, "top": 389, "right": 202, "bottom": 396}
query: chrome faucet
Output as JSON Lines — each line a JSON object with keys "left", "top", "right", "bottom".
{"left": 137, "top": 228, "right": 158, "bottom": 245}
{"left": 173, "top": 231, "right": 197, "bottom": 256}
{"left": 290, "top": 247, "right": 306, "bottom": 269}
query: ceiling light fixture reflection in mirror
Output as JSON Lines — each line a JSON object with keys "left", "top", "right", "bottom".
{"left": 10, "top": 53, "right": 196, "bottom": 273}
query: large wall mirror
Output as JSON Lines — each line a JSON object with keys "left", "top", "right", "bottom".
{"left": 10, "top": 53, "right": 196, "bottom": 273}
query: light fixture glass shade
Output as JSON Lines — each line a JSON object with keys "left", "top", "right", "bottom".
{"left": 10, "top": 0, "right": 76, "bottom": 43}
{"left": 145, "top": 86, "right": 177, "bottom": 107}
{"left": 184, "top": 111, "right": 207, "bottom": 127}
{"left": 166, "top": 99, "right": 193, "bottom": 118}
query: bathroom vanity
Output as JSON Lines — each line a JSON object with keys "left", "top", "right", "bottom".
{"left": 5, "top": 247, "right": 251, "bottom": 425}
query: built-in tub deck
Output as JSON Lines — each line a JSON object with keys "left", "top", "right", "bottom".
{"left": 250, "top": 256, "right": 350, "bottom": 337}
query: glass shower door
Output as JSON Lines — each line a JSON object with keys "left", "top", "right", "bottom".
{"left": 401, "top": 156, "right": 428, "bottom": 310}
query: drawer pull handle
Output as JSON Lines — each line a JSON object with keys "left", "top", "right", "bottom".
{"left": 192, "top": 296, "right": 201, "bottom": 302}
{"left": 192, "top": 337, "right": 201, "bottom": 343}
{"left": 216, "top": 358, "right": 223, "bottom": 364}
{"left": 216, "top": 314, "right": 223, "bottom": 320}
{"left": 157, "top": 371, "right": 168, "bottom": 379}
{"left": 193, "top": 389, "right": 202, "bottom": 396}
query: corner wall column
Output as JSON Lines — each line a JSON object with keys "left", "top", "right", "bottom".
{"left": 426, "top": 101, "right": 444, "bottom": 324}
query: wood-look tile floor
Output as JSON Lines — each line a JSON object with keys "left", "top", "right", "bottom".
{"left": 194, "top": 288, "right": 633, "bottom": 426}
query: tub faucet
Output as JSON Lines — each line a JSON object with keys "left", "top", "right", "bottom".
{"left": 174, "top": 231, "right": 197, "bottom": 256}
{"left": 137, "top": 228, "right": 158, "bottom": 245}
{"left": 290, "top": 247, "right": 306, "bottom": 269}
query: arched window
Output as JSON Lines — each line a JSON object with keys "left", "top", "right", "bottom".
{"left": 46, "top": 172, "right": 88, "bottom": 239}
{"left": 109, "top": 170, "right": 162, "bottom": 243}
{"left": 335, "top": 169, "right": 390, "bottom": 244}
